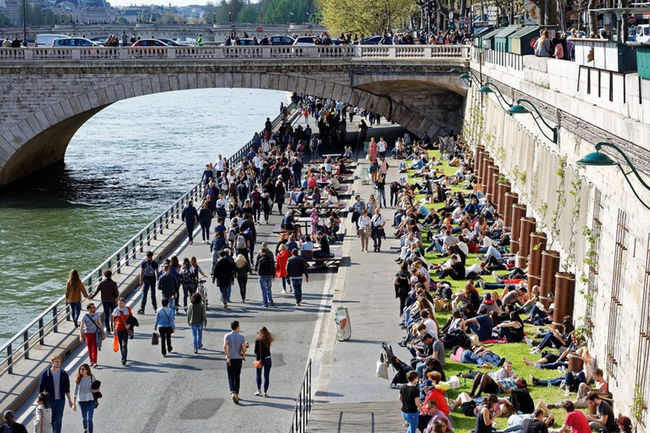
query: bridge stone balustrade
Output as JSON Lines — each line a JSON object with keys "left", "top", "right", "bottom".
{"left": 0, "top": 45, "right": 470, "bottom": 187}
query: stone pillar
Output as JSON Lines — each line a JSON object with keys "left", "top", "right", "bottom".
{"left": 517, "top": 217, "right": 536, "bottom": 268}
{"left": 497, "top": 181, "right": 511, "bottom": 215}
{"left": 490, "top": 171, "right": 500, "bottom": 207}
{"left": 482, "top": 157, "right": 493, "bottom": 192}
{"left": 552, "top": 272, "right": 576, "bottom": 325}
{"left": 540, "top": 250, "right": 560, "bottom": 305}
{"left": 527, "top": 232, "right": 547, "bottom": 289}
{"left": 510, "top": 204, "right": 527, "bottom": 254}
{"left": 503, "top": 192, "right": 518, "bottom": 229}
{"left": 476, "top": 145, "right": 485, "bottom": 185}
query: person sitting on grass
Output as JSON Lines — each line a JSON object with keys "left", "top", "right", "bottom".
{"left": 470, "top": 361, "right": 517, "bottom": 397}
{"left": 556, "top": 400, "right": 591, "bottom": 433}
{"left": 585, "top": 393, "right": 619, "bottom": 432}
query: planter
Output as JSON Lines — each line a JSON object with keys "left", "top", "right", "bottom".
{"left": 517, "top": 217, "right": 536, "bottom": 268}
{"left": 527, "top": 232, "right": 547, "bottom": 289}
{"left": 503, "top": 192, "right": 518, "bottom": 228}
{"left": 497, "top": 182, "right": 511, "bottom": 215}
{"left": 540, "top": 250, "right": 560, "bottom": 300}
{"left": 553, "top": 272, "right": 576, "bottom": 325}
{"left": 510, "top": 204, "right": 527, "bottom": 254}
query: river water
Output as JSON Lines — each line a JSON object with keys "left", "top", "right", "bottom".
{"left": 0, "top": 88, "right": 286, "bottom": 345}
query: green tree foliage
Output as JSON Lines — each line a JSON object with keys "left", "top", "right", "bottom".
{"left": 0, "top": 12, "right": 11, "bottom": 26}
{"left": 159, "top": 12, "right": 185, "bottom": 23}
{"left": 237, "top": 4, "right": 260, "bottom": 23}
{"left": 203, "top": 0, "right": 314, "bottom": 24}
{"left": 319, "top": 0, "right": 416, "bottom": 35}
{"left": 263, "top": 0, "right": 311, "bottom": 24}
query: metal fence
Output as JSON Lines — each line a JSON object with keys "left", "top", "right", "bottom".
{"left": 0, "top": 103, "right": 293, "bottom": 377}
{"left": 290, "top": 359, "right": 313, "bottom": 433}
{"left": 0, "top": 44, "right": 470, "bottom": 62}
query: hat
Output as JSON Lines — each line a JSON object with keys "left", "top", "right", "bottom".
{"left": 421, "top": 379, "right": 433, "bottom": 388}
{"left": 3, "top": 410, "right": 14, "bottom": 420}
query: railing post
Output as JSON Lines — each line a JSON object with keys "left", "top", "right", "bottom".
{"left": 53, "top": 305, "right": 58, "bottom": 332}
{"left": 7, "top": 344, "right": 12, "bottom": 374}
{"left": 116, "top": 252, "right": 121, "bottom": 272}
{"left": 23, "top": 331, "right": 29, "bottom": 359}
{"left": 39, "top": 317, "right": 44, "bottom": 345}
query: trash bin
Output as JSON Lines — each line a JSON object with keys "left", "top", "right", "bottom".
{"left": 334, "top": 306, "right": 351, "bottom": 341}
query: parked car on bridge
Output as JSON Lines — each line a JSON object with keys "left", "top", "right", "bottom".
{"left": 52, "top": 37, "right": 101, "bottom": 47}
{"left": 637, "top": 24, "right": 650, "bottom": 43}
{"left": 270, "top": 35, "right": 295, "bottom": 45}
{"left": 158, "top": 38, "right": 184, "bottom": 46}
{"left": 35, "top": 34, "right": 68, "bottom": 47}
{"left": 362, "top": 35, "right": 394, "bottom": 45}
{"left": 293, "top": 36, "right": 315, "bottom": 46}
{"left": 132, "top": 39, "right": 169, "bottom": 47}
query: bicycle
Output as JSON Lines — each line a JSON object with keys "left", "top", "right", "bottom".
{"left": 197, "top": 279, "right": 209, "bottom": 310}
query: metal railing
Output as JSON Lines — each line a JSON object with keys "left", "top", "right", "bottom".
{"left": 290, "top": 359, "right": 313, "bottom": 433}
{"left": 0, "top": 104, "right": 294, "bottom": 377}
{"left": 0, "top": 44, "right": 470, "bottom": 62}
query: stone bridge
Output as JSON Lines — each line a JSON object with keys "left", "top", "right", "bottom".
{"left": 0, "top": 44, "right": 469, "bottom": 186}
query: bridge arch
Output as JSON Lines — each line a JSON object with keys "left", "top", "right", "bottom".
{"left": 0, "top": 65, "right": 467, "bottom": 186}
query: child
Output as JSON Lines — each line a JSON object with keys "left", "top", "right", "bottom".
{"left": 34, "top": 391, "right": 52, "bottom": 433}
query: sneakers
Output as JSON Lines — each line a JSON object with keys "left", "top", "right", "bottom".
{"left": 491, "top": 271, "right": 502, "bottom": 282}
{"left": 270, "top": 301, "right": 275, "bottom": 306}
{"left": 263, "top": 392, "right": 269, "bottom": 398}
{"left": 137, "top": 310, "right": 144, "bottom": 315}
{"left": 232, "top": 393, "right": 240, "bottom": 404}
{"left": 255, "top": 390, "right": 262, "bottom": 396}
{"left": 524, "top": 336, "right": 533, "bottom": 346}
{"left": 281, "top": 290, "right": 287, "bottom": 294}
{"left": 194, "top": 348, "right": 198, "bottom": 354}
{"left": 477, "top": 279, "right": 486, "bottom": 290}
{"left": 530, "top": 375, "right": 540, "bottom": 386}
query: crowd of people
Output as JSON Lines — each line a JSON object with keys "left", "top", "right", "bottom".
{"left": 377, "top": 134, "right": 632, "bottom": 433}
{"left": 0, "top": 95, "right": 375, "bottom": 433}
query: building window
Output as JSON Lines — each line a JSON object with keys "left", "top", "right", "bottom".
{"left": 634, "top": 233, "right": 650, "bottom": 425}
{"left": 606, "top": 209, "right": 628, "bottom": 379}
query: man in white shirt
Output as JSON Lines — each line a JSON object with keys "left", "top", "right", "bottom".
{"left": 378, "top": 137, "right": 387, "bottom": 158}
{"left": 215, "top": 154, "right": 226, "bottom": 176}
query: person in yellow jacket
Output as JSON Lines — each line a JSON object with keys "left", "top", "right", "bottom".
{"left": 66, "top": 269, "right": 89, "bottom": 327}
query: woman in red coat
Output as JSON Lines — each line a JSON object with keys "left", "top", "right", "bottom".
{"left": 275, "top": 244, "right": 291, "bottom": 294}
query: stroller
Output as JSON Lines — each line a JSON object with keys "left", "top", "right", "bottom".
{"left": 381, "top": 342, "right": 413, "bottom": 389}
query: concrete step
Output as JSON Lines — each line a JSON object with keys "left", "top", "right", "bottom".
{"left": 307, "top": 401, "right": 403, "bottom": 433}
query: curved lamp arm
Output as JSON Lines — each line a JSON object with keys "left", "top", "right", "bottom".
{"left": 597, "top": 142, "right": 650, "bottom": 210}
{"left": 514, "top": 98, "right": 558, "bottom": 144}
{"left": 482, "top": 82, "right": 513, "bottom": 106}
{"left": 450, "top": 67, "right": 482, "bottom": 86}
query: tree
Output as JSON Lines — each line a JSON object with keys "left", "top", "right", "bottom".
{"left": 237, "top": 4, "right": 260, "bottom": 23}
{"left": 320, "top": 0, "right": 416, "bottom": 35}
{"left": 0, "top": 12, "right": 11, "bottom": 26}
{"left": 264, "top": 0, "right": 311, "bottom": 24}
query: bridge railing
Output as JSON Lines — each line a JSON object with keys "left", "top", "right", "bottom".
{"left": 0, "top": 44, "right": 470, "bottom": 61}
{"left": 0, "top": 104, "right": 294, "bottom": 378}
{"left": 289, "top": 358, "right": 313, "bottom": 433}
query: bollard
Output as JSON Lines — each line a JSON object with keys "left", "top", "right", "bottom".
{"left": 497, "top": 181, "right": 511, "bottom": 216}
{"left": 509, "top": 204, "right": 527, "bottom": 254}
{"left": 540, "top": 250, "right": 560, "bottom": 304}
{"left": 527, "top": 232, "right": 547, "bottom": 289}
{"left": 553, "top": 272, "right": 576, "bottom": 325}
{"left": 503, "top": 192, "right": 518, "bottom": 229}
{"left": 517, "top": 217, "right": 536, "bottom": 268}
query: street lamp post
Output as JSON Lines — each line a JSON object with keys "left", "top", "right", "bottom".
{"left": 478, "top": 82, "right": 513, "bottom": 106}
{"left": 22, "top": 0, "right": 27, "bottom": 47}
{"left": 577, "top": 141, "right": 650, "bottom": 210}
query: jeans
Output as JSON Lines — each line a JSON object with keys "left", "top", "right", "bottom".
{"left": 182, "top": 284, "right": 196, "bottom": 307}
{"left": 140, "top": 279, "right": 157, "bottom": 312}
{"left": 377, "top": 189, "right": 387, "bottom": 207}
{"left": 102, "top": 301, "right": 116, "bottom": 332}
{"left": 200, "top": 222, "right": 211, "bottom": 241}
{"left": 219, "top": 285, "right": 229, "bottom": 304}
{"left": 117, "top": 329, "right": 128, "bottom": 362}
{"left": 256, "top": 357, "right": 272, "bottom": 392}
{"left": 292, "top": 278, "right": 303, "bottom": 304}
{"left": 259, "top": 277, "right": 274, "bottom": 307}
{"left": 50, "top": 398, "right": 65, "bottom": 433}
{"left": 84, "top": 332, "right": 98, "bottom": 364}
{"left": 401, "top": 411, "right": 419, "bottom": 433}
{"left": 186, "top": 222, "right": 195, "bottom": 242}
{"left": 158, "top": 326, "right": 173, "bottom": 355}
{"left": 191, "top": 323, "right": 203, "bottom": 351}
{"left": 69, "top": 302, "right": 81, "bottom": 324}
{"left": 79, "top": 400, "right": 95, "bottom": 433}
{"left": 538, "top": 332, "right": 563, "bottom": 350}
{"left": 539, "top": 361, "right": 568, "bottom": 369}
{"left": 227, "top": 358, "right": 243, "bottom": 394}
{"left": 164, "top": 297, "right": 176, "bottom": 311}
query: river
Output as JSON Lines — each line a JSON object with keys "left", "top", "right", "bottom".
{"left": 0, "top": 88, "right": 286, "bottom": 345}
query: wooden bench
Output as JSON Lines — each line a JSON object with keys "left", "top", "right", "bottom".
{"left": 304, "top": 249, "right": 344, "bottom": 268}
{"left": 272, "top": 223, "right": 297, "bottom": 234}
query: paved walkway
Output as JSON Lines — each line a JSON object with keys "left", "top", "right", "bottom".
{"left": 307, "top": 122, "right": 410, "bottom": 432}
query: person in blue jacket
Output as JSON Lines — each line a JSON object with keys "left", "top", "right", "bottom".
{"left": 182, "top": 200, "right": 199, "bottom": 245}
{"left": 38, "top": 355, "right": 73, "bottom": 433}
{"left": 153, "top": 298, "right": 176, "bottom": 356}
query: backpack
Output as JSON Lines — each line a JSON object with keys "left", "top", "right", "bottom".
{"left": 236, "top": 234, "right": 247, "bottom": 250}
{"left": 180, "top": 268, "right": 193, "bottom": 286}
{"left": 143, "top": 262, "right": 155, "bottom": 278}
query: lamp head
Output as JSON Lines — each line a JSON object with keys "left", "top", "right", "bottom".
{"left": 449, "top": 68, "right": 462, "bottom": 73}
{"left": 577, "top": 150, "right": 617, "bottom": 167}
{"left": 459, "top": 72, "right": 470, "bottom": 80}
{"left": 507, "top": 104, "right": 530, "bottom": 115}
{"left": 479, "top": 85, "right": 493, "bottom": 94}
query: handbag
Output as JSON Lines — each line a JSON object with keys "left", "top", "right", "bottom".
{"left": 253, "top": 360, "right": 263, "bottom": 368}
{"left": 112, "top": 334, "right": 119, "bottom": 352}
{"left": 376, "top": 352, "right": 389, "bottom": 380}
{"left": 151, "top": 332, "right": 159, "bottom": 346}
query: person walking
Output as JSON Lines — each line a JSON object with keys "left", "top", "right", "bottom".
{"left": 79, "top": 303, "right": 105, "bottom": 368}
{"left": 212, "top": 250, "right": 236, "bottom": 309}
{"left": 153, "top": 298, "right": 176, "bottom": 356}
{"left": 370, "top": 207, "right": 386, "bottom": 252}
{"left": 97, "top": 269, "right": 119, "bottom": 334}
{"left": 33, "top": 392, "right": 53, "bottom": 433}
{"left": 72, "top": 364, "right": 100, "bottom": 433}
{"left": 275, "top": 244, "right": 291, "bottom": 294}
{"left": 254, "top": 327, "right": 275, "bottom": 397}
{"left": 182, "top": 200, "right": 200, "bottom": 245}
{"left": 157, "top": 264, "right": 178, "bottom": 311}
{"left": 179, "top": 258, "right": 196, "bottom": 313}
{"left": 187, "top": 292, "right": 207, "bottom": 354}
{"left": 234, "top": 253, "right": 251, "bottom": 302}
{"left": 257, "top": 249, "right": 275, "bottom": 307}
{"left": 65, "top": 269, "right": 89, "bottom": 328}
{"left": 198, "top": 201, "right": 212, "bottom": 244}
{"left": 112, "top": 297, "right": 133, "bottom": 366}
{"left": 358, "top": 209, "right": 371, "bottom": 252}
{"left": 399, "top": 371, "right": 421, "bottom": 433}
{"left": 38, "top": 355, "right": 72, "bottom": 433}
{"left": 224, "top": 320, "right": 249, "bottom": 404}
{"left": 138, "top": 251, "right": 159, "bottom": 315}
{"left": 286, "top": 249, "right": 309, "bottom": 306}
